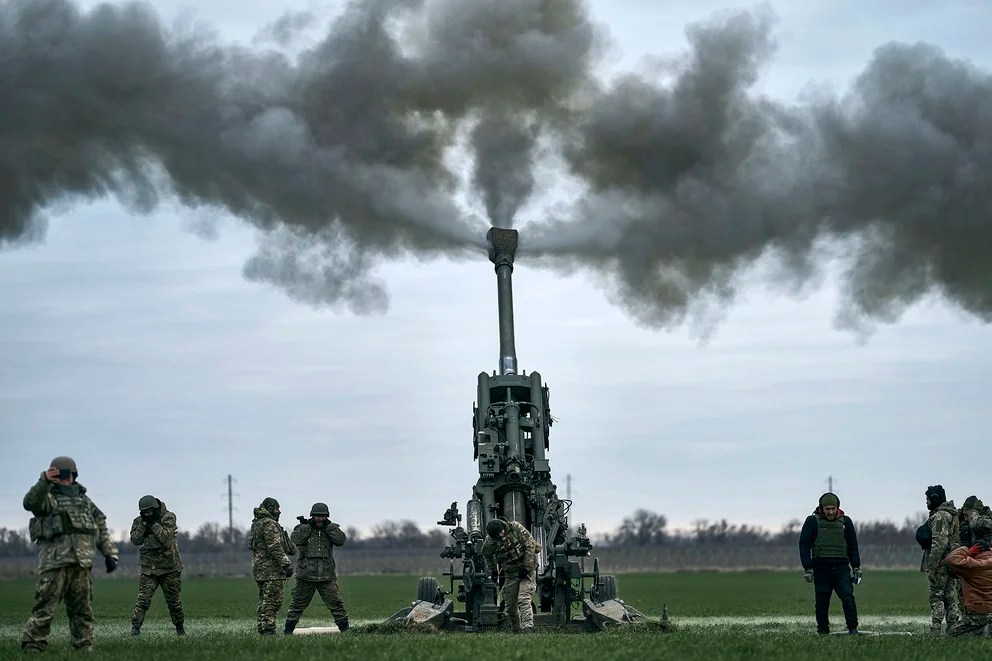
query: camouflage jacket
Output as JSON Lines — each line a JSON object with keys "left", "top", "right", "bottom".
{"left": 966, "top": 506, "right": 992, "bottom": 541}
{"left": 129, "top": 501, "right": 182, "bottom": 575}
{"left": 23, "top": 475, "right": 118, "bottom": 572}
{"left": 482, "top": 521, "right": 538, "bottom": 574}
{"left": 290, "top": 520, "right": 347, "bottom": 581}
{"left": 926, "top": 500, "right": 959, "bottom": 573}
{"left": 249, "top": 507, "right": 296, "bottom": 580}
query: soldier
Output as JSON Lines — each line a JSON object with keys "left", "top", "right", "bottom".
{"left": 284, "top": 502, "right": 349, "bottom": 634}
{"left": 128, "top": 495, "right": 185, "bottom": 636}
{"left": 923, "top": 484, "right": 961, "bottom": 634}
{"left": 961, "top": 496, "right": 992, "bottom": 545}
{"left": 946, "top": 538, "right": 992, "bottom": 636}
{"left": 250, "top": 497, "right": 296, "bottom": 636}
{"left": 482, "top": 519, "right": 539, "bottom": 633}
{"left": 798, "top": 492, "right": 861, "bottom": 635}
{"left": 20, "top": 456, "right": 119, "bottom": 653}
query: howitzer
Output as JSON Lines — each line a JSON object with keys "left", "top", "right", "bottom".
{"left": 386, "top": 228, "right": 650, "bottom": 631}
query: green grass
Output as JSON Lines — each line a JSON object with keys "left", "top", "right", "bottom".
{"left": 0, "top": 571, "right": 981, "bottom": 660}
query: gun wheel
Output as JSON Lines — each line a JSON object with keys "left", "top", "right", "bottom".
{"left": 416, "top": 576, "right": 440, "bottom": 603}
{"left": 598, "top": 574, "right": 617, "bottom": 601}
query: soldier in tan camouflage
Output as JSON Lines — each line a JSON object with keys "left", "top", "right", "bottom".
{"left": 129, "top": 495, "right": 185, "bottom": 636}
{"left": 923, "top": 484, "right": 961, "bottom": 634}
{"left": 250, "top": 497, "right": 296, "bottom": 636}
{"left": 20, "top": 456, "right": 119, "bottom": 653}
{"left": 284, "top": 502, "right": 349, "bottom": 634}
{"left": 482, "top": 519, "right": 539, "bottom": 633}
{"left": 961, "top": 496, "right": 992, "bottom": 545}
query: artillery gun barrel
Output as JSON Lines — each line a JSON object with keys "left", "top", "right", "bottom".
{"left": 486, "top": 228, "right": 518, "bottom": 375}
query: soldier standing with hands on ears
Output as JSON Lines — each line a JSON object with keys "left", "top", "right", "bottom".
{"left": 20, "top": 456, "right": 119, "bottom": 653}
{"left": 128, "top": 494, "right": 185, "bottom": 636}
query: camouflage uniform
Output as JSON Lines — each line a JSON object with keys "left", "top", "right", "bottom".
{"left": 20, "top": 473, "right": 118, "bottom": 652}
{"left": 285, "top": 519, "right": 348, "bottom": 631}
{"left": 925, "top": 500, "right": 961, "bottom": 633}
{"left": 250, "top": 505, "right": 296, "bottom": 635}
{"left": 966, "top": 505, "right": 992, "bottom": 542}
{"left": 482, "top": 521, "right": 539, "bottom": 631}
{"left": 129, "top": 500, "right": 184, "bottom": 632}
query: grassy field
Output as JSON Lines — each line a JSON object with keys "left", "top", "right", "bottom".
{"left": 0, "top": 571, "right": 985, "bottom": 659}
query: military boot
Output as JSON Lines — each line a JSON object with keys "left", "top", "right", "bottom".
{"left": 175, "top": 624, "right": 186, "bottom": 636}
{"left": 335, "top": 618, "right": 349, "bottom": 632}
{"left": 284, "top": 619, "right": 298, "bottom": 636}
{"left": 129, "top": 626, "right": 141, "bottom": 636}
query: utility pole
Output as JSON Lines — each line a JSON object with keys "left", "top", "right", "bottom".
{"left": 827, "top": 476, "right": 834, "bottom": 492}
{"left": 227, "top": 474, "right": 234, "bottom": 543}
{"left": 566, "top": 473, "right": 572, "bottom": 500}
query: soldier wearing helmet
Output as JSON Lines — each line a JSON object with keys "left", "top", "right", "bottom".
{"left": 128, "top": 494, "right": 185, "bottom": 636}
{"left": 482, "top": 518, "right": 539, "bottom": 633}
{"left": 20, "top": 456, "right": 119, "bottom": 652}
{"left": 284, "top": 502, "right": 349, "bottom": 634}
{"left": 249, "top": 497, "right": 297, "bottom": 636}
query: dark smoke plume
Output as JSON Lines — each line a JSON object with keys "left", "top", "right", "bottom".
{"left": 526, "top": 9, "right": 992, "bottom": 331}
{"left": 0, "top": 0, "right": 595, "bottom": 310}
{"left": 470, "top": 110, "right": 538, "bottom": 228}
{"left": 1, "top": 1, "right": 990, "bottom": 330}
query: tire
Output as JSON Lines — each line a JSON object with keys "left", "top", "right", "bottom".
{"left": 416, "top": 576, "right": 439, "bottom": 603}
{"left": 598, "top": 574, "right": 617, "bottom": 601}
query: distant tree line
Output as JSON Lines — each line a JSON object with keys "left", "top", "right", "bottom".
{"left": 0, "top": 519, "right": 450, "bottom": 556}
{"left": 598, "top": 509, "right": 930, "bottom": 547}
{"left": 0, "top": 510, "right": 930, "bottom": 556}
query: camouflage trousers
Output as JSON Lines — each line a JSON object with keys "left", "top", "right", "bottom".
{"left": 286, "top": 579, "right": 348, "bottom": 624}
{"left": 256, "top": 580, "right": 286, "bottom": 634}
{"left": 502, "top": 571, "right": 535, "bottom": 631}
{"left": 928, "top": 566, "right": 961, "bottom": 631}
{"left": 132, "top": 571, "right": 184, "bottom": 629}
{"left": 21, "top": 565, "right": 93, "bottom": 651}
{"left": 947, "top": 613, "right": 992, "bottom": 637}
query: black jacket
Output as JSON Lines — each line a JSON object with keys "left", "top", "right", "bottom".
{"left": 799, "top": 511, "right": 861, "bottom": 570}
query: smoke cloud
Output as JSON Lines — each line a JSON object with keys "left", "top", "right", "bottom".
{"left": 1, "top": 0, "right": 990, "bottom": 329}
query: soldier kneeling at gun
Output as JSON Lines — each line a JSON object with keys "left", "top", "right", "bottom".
{"left": 483, "top": 519, "right": 540, "bottom": 633}
{"left": 283, "top": 502, "right": 349, "bottom": 634}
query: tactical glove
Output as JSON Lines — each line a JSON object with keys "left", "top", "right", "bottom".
{"left": 297, "top": 516, "right": 307, "bottom": 525}
{"left": 105, "top": 556, "right": 119, "bottom": 573}
{"left": 517, "top": 568, "right": 530, "bottom": 580}
{"left": 803, "top": 569, "right": 814, "bottom": 583}
{"left": 851, "top": 568, "right": 863, "bottom": 585}
{"left": 490, "top": 571, "right": 499, "bottom": 584}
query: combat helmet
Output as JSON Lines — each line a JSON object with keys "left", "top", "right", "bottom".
{"left": 138, "top": 495, "right": 159, "bottom": 512}
{"left": 486, "top": 519, "right": 507, "bottom": 539}
{"left": 50, "top": 456, "right": 78, "bottom": 477}
{"left": 310, "top": 502, "right": 330, "bottom": 517}
{"left": 260, "top": 497, "right": 280, "bottom": 516}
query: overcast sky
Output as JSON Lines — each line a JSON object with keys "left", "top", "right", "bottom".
{"left": 2, "top": 0, "right": 990, "bottom": 543}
